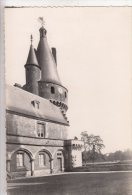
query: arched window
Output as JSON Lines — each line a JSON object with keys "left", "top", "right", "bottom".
{"left": 65, "top": 92, "right": 67, "bottom": 98}
{"left": 51, "top": 86, "right": 55, "bottom": 94}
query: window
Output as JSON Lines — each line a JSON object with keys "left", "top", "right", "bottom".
{"left": 16, "top": 153, "right": 24, "bottom": 167}
{"left": 39, "top": 153, "right": 46, "bottom": 167}
{"left": 57, "top": 151, "right": 62, "bottom": 156}
{"left": 51, "top": 86, "right": 55, "bottom": 94}
{"left": 65, "top": 92, "right": 67, "bottom": 98}
{"left": 31, "top": 100, "right": 40, "bottom": 109}
{"left": 37, "top": 123, "right": 45, "bottom": 138}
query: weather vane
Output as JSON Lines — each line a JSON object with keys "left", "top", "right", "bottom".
{"left": 38, "top": 17, "right": 45, "bottom": 27}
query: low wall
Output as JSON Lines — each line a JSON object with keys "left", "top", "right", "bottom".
{"left": 72, "top": 162, "right": 132, "bottom": 172}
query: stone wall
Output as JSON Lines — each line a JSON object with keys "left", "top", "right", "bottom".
{"left": 7, "top": 143, "right": 65, "bottom": 178}
{"left": 6, "top": 111, "right": 67, "bottom": 178}
{"left": 38, "top": 81, "right": 68, "bottom": 105}
{"left": 6, "top": 112, "right": 68, "bottom": 140}
{"left": 64, "top": 140, "right": 84, "bottom": 171}
{"left": 25, "top": 64, "right": 41, "bottom": 95}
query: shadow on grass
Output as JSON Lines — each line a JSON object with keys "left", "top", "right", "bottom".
{"left": 8, "top": 172, "right": 132, "bottom": 195}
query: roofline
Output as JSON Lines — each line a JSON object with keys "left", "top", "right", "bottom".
{"left": 25, "top": 64, "right": 41, "bottom": 69}
{"left": 6, "top": 109, "right": 69, "bottom": 126}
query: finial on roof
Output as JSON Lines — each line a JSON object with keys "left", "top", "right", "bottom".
{"left": 38, "top": 17, "right": 47, "bottom": 38}
{"left": 30, "top": 34, "right": 33, "bottom": 45}
{"left": 26, "top": 35, "right": 39, "bottom": 66}
{"left": 38, "top": 17, "right": 45, "bottom": 27}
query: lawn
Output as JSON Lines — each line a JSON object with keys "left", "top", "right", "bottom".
{"left": 8, "top": 172, "right": 132, "bottom": 195}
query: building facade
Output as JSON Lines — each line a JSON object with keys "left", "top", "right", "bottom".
{"left": 6, "top": 23, "right": 83, "bottom": 179}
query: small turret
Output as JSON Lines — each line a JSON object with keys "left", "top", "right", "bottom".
{"left": 24, "top": 35, "right": 41, "bottom": 95}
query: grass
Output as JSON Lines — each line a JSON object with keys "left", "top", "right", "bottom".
{"left": 73, "top": 162, "right": 132, "bottom": 172}
{"left": 8, "top": 172, "right": 132, "bottom": 195}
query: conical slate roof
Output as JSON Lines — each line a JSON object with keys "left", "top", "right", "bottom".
{"left": 26, "top": 44, "right": 39, "bottom": 66}
{"left": 37, "top": 27, "right": 61, "bottom": 85}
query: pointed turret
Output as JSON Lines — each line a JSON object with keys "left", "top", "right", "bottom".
{"left": 26, "top": 35, "right": 39, "bottom": 66}
{"left": 23, "top": 35, "right": 41, "bottom": 95}
{"left": 37, "top": 26, "right": 61, "bottom": 85}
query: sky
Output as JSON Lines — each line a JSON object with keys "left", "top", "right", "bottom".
{"left": 5, "top": 7, "right": 132, "bottom": 153}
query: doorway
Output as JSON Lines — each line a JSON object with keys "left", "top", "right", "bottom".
{"left": 57, "top": 158, "right": 62, "bottom": 171}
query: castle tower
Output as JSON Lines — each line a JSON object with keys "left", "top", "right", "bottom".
{"left": 24, "top": 35, "right": 41, "bottom": 95}
{"left": 37, "top": 25, "right": 68, "bottom": 112}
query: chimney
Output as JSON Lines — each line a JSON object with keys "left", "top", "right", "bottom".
{"left": 14, "top": 83, "right": 22, "bottom": 89}
{"left": 52, "top": 47, "right": 57, "bottom": 65}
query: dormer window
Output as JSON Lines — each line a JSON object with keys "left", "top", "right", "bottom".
{"left": 31, "top": 100, "right": 40, "bottom": 109}
{"left": 51, "top": 86, "right": 55, "bottom": 94}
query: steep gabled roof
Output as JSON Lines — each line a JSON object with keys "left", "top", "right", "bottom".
{"left": 6, "top": 85, "right": 69, "bottom": 125}
{"left": 37, "top": 27, "right": 61, "bottom": 85}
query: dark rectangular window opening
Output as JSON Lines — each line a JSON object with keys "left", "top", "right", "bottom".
{"left": 51, "top": 86, "right": 55, "bottom": 94}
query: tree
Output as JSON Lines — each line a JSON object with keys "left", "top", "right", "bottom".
{"left": 81, "top": 131, "right": 105, "bottom": 163}
{"left": 105, "top": 149, "right": 132, "bottom": 162}
{"left": 74, "top": 136, "right": 78, "bottom": 140}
